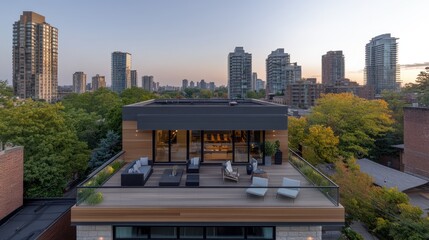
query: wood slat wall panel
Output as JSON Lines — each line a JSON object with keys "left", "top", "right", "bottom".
{"left": 123, "top": 121, "right": 152, "bottom": 161}
{"left": 71, "top": 206, "right": 344, "bottom": 224}
{"left": 266, "top": 130, "right": 288, "bottom": 160}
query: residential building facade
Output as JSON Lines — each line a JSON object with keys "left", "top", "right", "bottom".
{"left": 73, "top": 72, "right": 87, "bottom": 94}
{"left": 92, "top": 74, "right": 106, "bottom": 91}
{"left": 284, "top": 78, "right": 324, "bottom": 108}
{"left": 228, "top": 47, "right": 252, "bottom": 98}
{"left": 365, "top": 34, "right": 400, "bottom": 94}
{"left": 322, "top": 51, "right": 345, "bottom": 85}
{"left": 131, "top": 70, "right": 138, "bottom": 88}
{"left": 142, "top": 75, "right": 154, "bottom": 92}
{"left": 111, "top": 51, "right": 132, "bottom": 93}
{"left": 266, "top": 49, "right": 301, "bottom": 95}
{"left": 256, "top": 79, "right": 265, "bottom": 91}
{"left": 12, "top": 11, "right": 58, "bottom": 102}
{"left": 324, "top": 78, "right": 375, "bottom": 100}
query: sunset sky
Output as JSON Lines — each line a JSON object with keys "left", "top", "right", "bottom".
{"left": 0, "top": 0, "right": 428, "bottom": 87}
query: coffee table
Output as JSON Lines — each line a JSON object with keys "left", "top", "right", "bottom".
{"left": 252, "top": 169, "right": 268, "bottom": 179}
{"left": 159, "top": 169, "right": 183, "bottom": 186}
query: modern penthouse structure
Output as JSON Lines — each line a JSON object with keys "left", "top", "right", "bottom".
{"left": 131, "top": 70, "right": 138, "bottom": 88}
{"left": 365, "top": 34, "right": 400, "bottom": 94}
{"left": 228, "top": 47, "right": 252, "bottom": 98}
{"left": 71, "top": 99, "right": 344, "bottom": 240}
{"left": 266, "top": 49, "right": 301, "bottom": 94}
{"left": 111, "top": 51, "right": 132, "bottom": 93}
{"left": 12, "top": 11, "right": 58, "bottom": 102}
{"left": 73, "top": 72, "right": 87, "bottom": 94}
{"left": 92, "top": 74, "right": 106, "bottom": 91}
{"left": 322, "top": 51, "right": 345, "bottom": 85}
{"left": 142, "top": 75, "right": 154, "bottom": 92}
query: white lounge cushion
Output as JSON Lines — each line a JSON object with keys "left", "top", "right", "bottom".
{"left": 246, "top": 177, "right": 268, "bottom": 197}
{"left": 277, "top": 177, "right": 300, "bottom": 198}
{"left": 193, "top": 157, "right": 200, "bottom": 166}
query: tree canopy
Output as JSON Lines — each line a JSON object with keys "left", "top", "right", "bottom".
{"left": 405, "top": 67, "right": 429, "bottom": 106}
{"left": 308, "top": 93, "right": 393, "bottom": 157}
{"left": 0, "top": 100, "right": 90, "bottom": 197}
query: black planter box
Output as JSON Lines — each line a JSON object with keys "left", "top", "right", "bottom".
{"left": 274, "top": 151, "right": 282, "bottom": 165}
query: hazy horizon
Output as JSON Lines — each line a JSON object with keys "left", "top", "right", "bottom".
{"left": 1, "top": 0, "right": 428, "bottom": 87}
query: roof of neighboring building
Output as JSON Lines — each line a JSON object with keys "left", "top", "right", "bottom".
{"left": 0, "top": 199, "right": 75, "bottom": 240}
{"left": 357, "top": 158, "right": 428, "bottom": 192}
{"left": 123, "top": 99, "right": 288, "bottom": 130}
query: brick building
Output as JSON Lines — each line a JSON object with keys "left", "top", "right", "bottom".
{"left": 0, "top": 146, "right": 24, "bottom": 220}
{"left": 403, "top": 107, "right": 429, "bottom": 179}
{"left": 324, "top": 78, "right": 375, "bottom": 100}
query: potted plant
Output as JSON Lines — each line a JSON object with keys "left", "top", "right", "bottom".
{"left": 264, "top": 141, "right": 277, "bottom": 166}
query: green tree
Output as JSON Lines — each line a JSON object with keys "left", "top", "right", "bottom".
{"left": 89, "top": 130, "right": 121, "bottom": 170}
{"left": 303, "top": 125, "right": 339, "bottom": 164}
{"left": 0, "top": 100, "right": 90, "bottom": 197}
{"left": 332, "top": 158, "right": 377, "bottom": 227}
{"left": 0, "top": 80, "right": 14, "bottom": 106}
{"left": 213, "top": 86, "right": 228, "bottom": 98}
{"left": 287, "top": 116, "right": 307, "bottom": 151}
{"left": 405, "top": 67, "right": 429, "bottom": 106}
{"left": 199, "top": 89, "right": 213, "bottom": 99}
{"left": 65, "top": 108, "right": 106, "bottom": 149}
{"left": 308, "top": 93, "right": 393, "bottom": 158}
{"left": 120, "top": 87, "right": 157, "bottom": 105}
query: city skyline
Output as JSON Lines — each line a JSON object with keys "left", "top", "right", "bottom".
{"left": 1, "top": 0, "right": 429, "bottom": 87}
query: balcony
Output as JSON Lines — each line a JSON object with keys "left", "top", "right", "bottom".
{"left": 72, "top": 150, "right": 344, "bottom": 225}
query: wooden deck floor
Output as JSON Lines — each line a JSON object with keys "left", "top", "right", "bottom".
{"left": 81, "top": 163, "right": 338, "bottom": 208}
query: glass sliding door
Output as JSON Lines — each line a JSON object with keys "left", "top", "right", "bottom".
{"left": 170, "top": 130, "right": 187, "bottom": 162}
{"left": 203, "top": 130, "right": 232, "bottom": 162}
{"left": 189, "top": 130, "right": 201, "bottom": 160}
{"left": 234, "top": 130, "right": 248, "bottom": 163}
{"left": 155, "top": 130, "right": 169, "bottom": 162}
{"left": 250, "top": 130, "right": 263, "bottom": 164}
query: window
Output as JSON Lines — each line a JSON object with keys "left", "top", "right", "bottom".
{"left": 114, "top": 226, "right": 274, "bottom": 239}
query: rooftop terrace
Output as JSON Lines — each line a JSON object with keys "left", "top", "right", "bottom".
{"left": 72, "top": 151, "right": 344, "bottom": 226}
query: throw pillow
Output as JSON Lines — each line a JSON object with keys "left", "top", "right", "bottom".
{"left": 225, "top": 161, "right": 233, "bottom": 173}
{"left": 194, "top": 157, "right": 200, "bottom": 166}
{"left": 140, "top": 157, "right": 149, "bottom": 166}
{"left": 128, "top": 169, "right": 133, "bottom": 174}
{"left": 134, "top": 160, "right": 141, "bottom": 169}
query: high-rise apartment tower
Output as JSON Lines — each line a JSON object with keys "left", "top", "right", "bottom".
{"left": 142, "top": 76, "right": 154, "bottom": 92}
{"left": 228, "top": 47, "right": 252, "bottom": 99}
{"left": 130, "top": 70, "right": 137, "bottom": 88}
{"left": 365, "top": 34, "right": 400, "bottom": 94}
{"left": 111, "top": 51, "right": 131, "bottom": 93}
{"left": 322, "top": 51, "right": 345, "bottom": 85}
{"left": 73, "top": 72, "right": 86, "bottom": 94}
{"left": 12, "top": 11, "right": 58, "bottom": 102}
{"left": 92, "top": 74, "right": 106, "bottom": 91}
{"left": 266, "top": 48, "right": 301, "bottom": 94}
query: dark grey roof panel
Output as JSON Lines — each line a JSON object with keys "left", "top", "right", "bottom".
{"left": 357, "top": 158, "right": 428, "bottom": 192}
{"left": 137, "top": 114, "right": 287, "bottom": 130}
